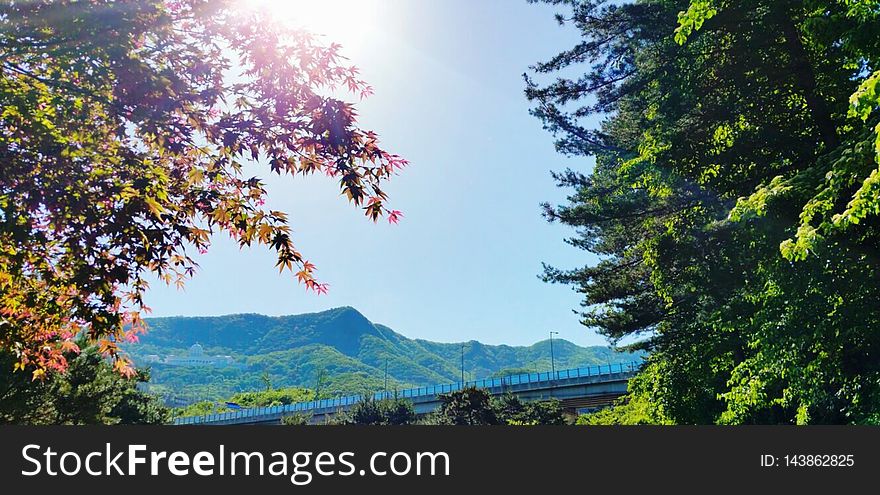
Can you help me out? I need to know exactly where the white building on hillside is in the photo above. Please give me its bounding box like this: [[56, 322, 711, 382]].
[[163, 343, 236, 367]]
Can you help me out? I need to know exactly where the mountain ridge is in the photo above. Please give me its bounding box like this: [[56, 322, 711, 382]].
[[130, 307, 641, 404]]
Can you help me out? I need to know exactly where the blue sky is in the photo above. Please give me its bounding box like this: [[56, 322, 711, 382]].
[[144, 0, 607, 347]]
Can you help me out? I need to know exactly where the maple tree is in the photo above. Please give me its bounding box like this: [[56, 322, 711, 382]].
[[0, 0, 406, 379]]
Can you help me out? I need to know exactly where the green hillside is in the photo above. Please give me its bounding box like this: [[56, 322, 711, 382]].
[[129, 307, 641, 405]]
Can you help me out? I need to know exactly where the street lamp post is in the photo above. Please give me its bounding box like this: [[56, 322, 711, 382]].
[[460, 344, 465, 386], [384, 358, 389, 399], [314, 368, 325, 401], [549, 331, 559, 379]]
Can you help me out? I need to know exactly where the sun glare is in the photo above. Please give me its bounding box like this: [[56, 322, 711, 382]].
[[240, 0, 380, 50]]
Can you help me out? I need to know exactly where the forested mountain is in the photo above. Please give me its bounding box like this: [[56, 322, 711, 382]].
[[129, 307, 639, 404]]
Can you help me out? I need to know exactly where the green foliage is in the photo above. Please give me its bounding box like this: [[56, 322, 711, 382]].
[[0, 343, 169, 424], [529, 0, 880, 424], [576, 393, 670, 425], [280, 412, 312, 425], [428, 388, 567, 425], [492, 392, 567, 425], [337, 397, 417, 425], [674, 0, 719, 44], [174, 400, 223, 418], [422, 388, 565, 425], [173, 386, 314, 417], [431, 387, 499, 425], [383, 397, 418, 425], [228, 388, 314, 408], [340, 398, 384, 425]]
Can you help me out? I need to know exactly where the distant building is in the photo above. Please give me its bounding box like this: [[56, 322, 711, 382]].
[[162, 343, 237, 367]]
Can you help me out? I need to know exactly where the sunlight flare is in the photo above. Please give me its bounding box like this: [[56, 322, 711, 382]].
[[239, 0, 379, 47]]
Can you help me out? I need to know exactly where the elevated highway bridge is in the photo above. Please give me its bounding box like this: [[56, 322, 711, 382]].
[[174, 362, 640, 425]]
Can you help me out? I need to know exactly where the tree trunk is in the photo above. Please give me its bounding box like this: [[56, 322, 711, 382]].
[[779, 14, 839, 150]]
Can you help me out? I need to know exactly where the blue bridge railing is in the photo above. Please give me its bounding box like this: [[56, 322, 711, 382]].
[[174, 361, 641, 425]]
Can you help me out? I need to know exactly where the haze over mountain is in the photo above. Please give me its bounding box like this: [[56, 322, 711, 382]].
[[130, 307, 641, 404]]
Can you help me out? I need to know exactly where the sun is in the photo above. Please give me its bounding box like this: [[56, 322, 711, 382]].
[[239, 0, 380, 50]]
